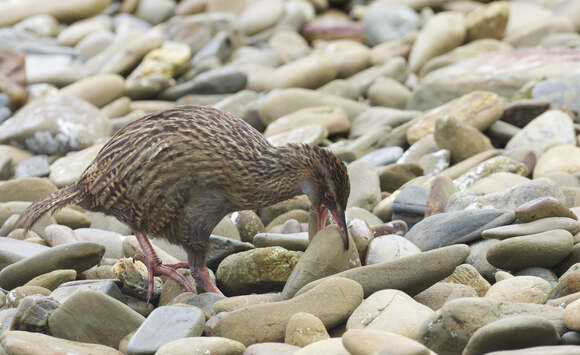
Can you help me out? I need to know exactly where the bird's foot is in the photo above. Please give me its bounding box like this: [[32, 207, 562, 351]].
[[134, 232, 195, 303], [191, 266, 224, 296]]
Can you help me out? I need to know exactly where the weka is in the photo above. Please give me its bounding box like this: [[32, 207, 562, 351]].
[[1, 106, 351, 300]]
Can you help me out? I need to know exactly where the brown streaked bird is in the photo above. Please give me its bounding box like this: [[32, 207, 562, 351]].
[[0, 106, 350, 300]]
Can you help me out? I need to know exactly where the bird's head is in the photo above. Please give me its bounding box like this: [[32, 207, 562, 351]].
[[299, 146, 351, 249]]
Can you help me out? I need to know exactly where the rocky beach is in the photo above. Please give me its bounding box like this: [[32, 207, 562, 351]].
[[0, 0, 580, 354]]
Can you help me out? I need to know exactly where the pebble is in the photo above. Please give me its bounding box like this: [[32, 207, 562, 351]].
[[0, 94, 111, 155], [13, 155, 50, 179], [293, 338, 349, 355], [0, 237, 49, 270], [462, 316, 560, 355], [48, 289, 144, 348], [414, 282, 477, 310], [434, 115, 494, 163], [23, 269, 77, 291], [244, 343, 300, 355], [0, 330, 122, 355], [264, 106, 350, 138], [368, 77, 412, 109], [483, 217, 580, 239], [407, 91, 505, 144], [126, 305, 205, 354], [487, 229, 574, 271], [0, 242, 105, 290], [253, 232, 309, 251], [346, 160, 381, 211], [406, 209, 514, 251], [342, 329, 434, 355], [216, 247, 301, 295], [485, 276, 552, 304], [505, 110, 575, 158], [363, 3, 420, 46], [409, 12, 466, 73], [465, 1, 509, 41], [535, 144, 580, 178], [296, 244, 470, 298], [516, 196, 577, 222], [346, 289, 435, 340], [50, 279, 126, 304], [155, 337, 245, 355], [281, 225, 359, 299], [377, 163, 424, 193], [284, 312, 329, 347], [365, 234, 421, 265], [420, 297, 565, 355], [209, 277, 363, 346], [391, 184, 428, 229]]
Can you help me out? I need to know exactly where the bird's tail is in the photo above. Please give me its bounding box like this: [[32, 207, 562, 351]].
[[0, 183, 84, 236]]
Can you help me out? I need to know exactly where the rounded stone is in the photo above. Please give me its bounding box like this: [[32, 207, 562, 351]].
[[155, 337, 245, 355], [285, 312, 329, 347], [216, 247, 302, 295], [343, 329, 432, 355], [208, 277, 363, 346], [486, 229, 574, 270], [414, 282, 477, 310], [434, 115, 494, 163], [368, 77, 412, 109], [534, 144, 580, 178], [0, 331, 122, 355], [365, 234, 421, 265], [564, 298, 580, 331], [462, 315, 560, 355], [60, 74, 125, 108], [484, 276, 552, 304], [293, 338, 348, 355]]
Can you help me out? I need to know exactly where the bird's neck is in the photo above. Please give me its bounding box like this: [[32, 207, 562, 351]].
[[231, 144, 317, 209]]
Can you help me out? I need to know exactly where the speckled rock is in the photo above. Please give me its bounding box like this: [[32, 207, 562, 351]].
[[216, 247, 302, 295]]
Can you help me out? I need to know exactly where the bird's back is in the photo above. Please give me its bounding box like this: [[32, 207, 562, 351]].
[[79, 106, 273, 235]]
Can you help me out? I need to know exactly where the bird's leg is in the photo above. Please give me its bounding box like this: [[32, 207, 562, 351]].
[[191, 266, 223, 295], [134, 232, 196, 302]]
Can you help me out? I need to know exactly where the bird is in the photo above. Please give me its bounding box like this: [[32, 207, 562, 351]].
[[0, 105, 351, 301]]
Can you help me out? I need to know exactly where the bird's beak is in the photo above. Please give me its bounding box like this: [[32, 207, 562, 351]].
[[331, 209, 349, 250]]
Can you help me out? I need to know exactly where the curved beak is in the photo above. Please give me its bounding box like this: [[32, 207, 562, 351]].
[[331, 209, 349, 250]]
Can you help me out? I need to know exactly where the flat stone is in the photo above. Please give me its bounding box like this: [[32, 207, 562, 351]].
[[216, 247, 302, 295], [359, 146, 404, 167], [155, 337, 245, 355], [0, 94, 111, 155], [392, 184, 428, 229], [414, 282, 477, 310], [296, 244, 470, 298], [486, 230, 574, 271], [377, 163, 424, 193], [127, 305, 205, 354], [483, 217, 580, 239], [409, 12, 466, 73], [208, 277, 363, 346], [0, 242, 105, 290], [285, 312, 329, 347], [434, 115, 493, 163], [506, 110, 575, 158], [0, 330, 122, 355], [48, 289, 144, 348], [207, 234, 255, 270], [346, 160, 381, 211], [485, 276, 552, 304], [253, 232, 309, 251], [446, 179, 565, 212], [463, 316, 560, 355], [346, 289, 435, 340], [407, 91, 505, 144], [281, 225, 359, 299], [24, 269, 77, 291], [410, 48, 580, 111], [343, 329, 433, 355], [0, 238, 49, 270], [212, 293, 281, 314], [419, 297, 565, 355], [50, 279, 126, 304], [406, 209, 514, 251], [258, 88, 368, 124]]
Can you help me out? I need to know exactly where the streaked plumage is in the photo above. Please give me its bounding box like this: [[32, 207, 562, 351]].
[[1, 106, 351, 294]]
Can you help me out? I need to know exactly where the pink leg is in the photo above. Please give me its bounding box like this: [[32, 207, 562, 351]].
[[134, 232, 195, 303], [191, 266, 223, 295]]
